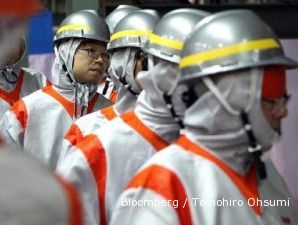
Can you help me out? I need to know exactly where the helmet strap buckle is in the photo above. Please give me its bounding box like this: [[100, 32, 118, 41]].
[[240, 111, 267, 180], [119, 76, 138, 96]]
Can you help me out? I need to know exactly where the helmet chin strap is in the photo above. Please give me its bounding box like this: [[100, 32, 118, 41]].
[[202, 73, 267, 180], [102, 77, 111, 96], [163, 93, 184, 129], [100, 63, 112, 96], [240, 111, 267, 179], [1, 43, 25, 84], [119, 76, 139, 96], [163, 74, 185, 129], [1, 67, 18, 84], [61, 63, 80, 119], [202, 76, 240, 116]]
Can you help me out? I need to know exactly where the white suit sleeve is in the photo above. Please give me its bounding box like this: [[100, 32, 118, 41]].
[[111, 188, 180, 225], [56, 136, 101, 225], [0, 100, 27, 148], [110, 163, 189, 225]]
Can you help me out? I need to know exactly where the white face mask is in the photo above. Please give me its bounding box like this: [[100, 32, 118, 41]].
[[110, 48, 142, 95], [137, 61, 179, 94], [136, 61, 186, 126], [147, 54, 154, 71], [0, 16, 28, 68], [134, 62, 183, 143]]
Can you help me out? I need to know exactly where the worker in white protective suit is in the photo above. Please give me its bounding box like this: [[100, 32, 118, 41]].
[[97, 5, 140, 101], [56, 9, 209, 225], [0, 10, 112, 169], [0, 1, 83, 225], [62, 9, 159, 146], [0, 146, 83, 225], [111, 10, 298, 225], [0, 38, 46, 119]]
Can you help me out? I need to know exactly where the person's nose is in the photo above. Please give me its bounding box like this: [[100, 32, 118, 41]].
[[94, 56, 105, 63], [275, 106, 288, 119]]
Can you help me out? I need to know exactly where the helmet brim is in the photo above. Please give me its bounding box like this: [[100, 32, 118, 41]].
[[179, 56, 298, 83]]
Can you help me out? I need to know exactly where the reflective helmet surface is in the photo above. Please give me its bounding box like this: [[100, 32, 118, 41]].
[[162, 8, 208, 18], [108, 10, 159, 51], [105, 5, 140, 34], [144, 8, 210, 63], [179, 10, 298, 82], [54, 9, 110, 44]]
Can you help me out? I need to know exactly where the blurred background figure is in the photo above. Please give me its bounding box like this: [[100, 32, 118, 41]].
[[0, 37, 46, 119], [0, 146, 83, 225], [0, 0, 40, 67], [0, 1, 83, 225]]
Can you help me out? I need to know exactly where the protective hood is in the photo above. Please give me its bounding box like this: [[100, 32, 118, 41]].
[[110, 48, 141, 94], [134, 61, 183, 143], [52, 39, 98, 119], [0, 38, 27, 92], [183, 68, 277, 175], [108, 48, 139, 113], [106, 68, 121, 91]]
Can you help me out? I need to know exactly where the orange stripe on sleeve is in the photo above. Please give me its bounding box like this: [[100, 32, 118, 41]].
[[128, 165, 193, 225], [10, 99, 28, 132], [43, 85, 75, 118], [64, 124, 84, 146], [55, 174, 83, 225], [75, 134, 108, 225], [101, 106, 117, 121], [177, 135, 261, 216], [109, 90, 118, 103], [120, 112, 169, 151]]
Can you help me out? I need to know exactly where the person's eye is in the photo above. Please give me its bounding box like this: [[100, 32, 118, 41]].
[[88, 49, 96, 54]]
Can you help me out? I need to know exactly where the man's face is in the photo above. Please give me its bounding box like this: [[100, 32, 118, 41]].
[[73, 40, 109, 85], [261, 94, 289, 134], [261, 67, 289, 134]]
